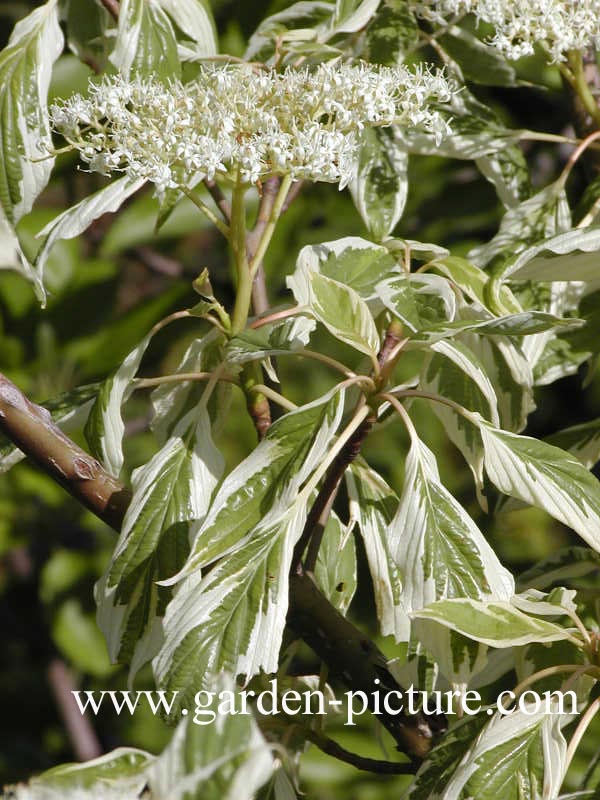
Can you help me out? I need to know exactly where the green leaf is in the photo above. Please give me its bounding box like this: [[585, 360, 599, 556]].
[[154, 388, 345, 709], [505, 226, 600, 282], [96, 403, 224, 674], [461, 332, 534, 433], [85, 332, 151, 477], [177, 386, 346, 574], [518, 546, 600, 591], [460, 312, 581, 336], [346, 460, 405, 639], [511, 587, 578, 619], [441, 706, 567, 800], [156, 510, 304, 711], [271, 768, 299, 800], [475, 144, 531, 208], [151, 330, 229, 444], [52, 598, 113, 677], [392, 434, 513, 628], [289, 236, 398, 312], [545, 417, 600, 470], [110, 0, 181, 80], [407, 312, 582, 346], [439, 25, 518, 86], [333, 0, 380, 33], [479, 421, 600, 553], [362, 0, 419, 65], [155, 0, 218, 59], [350, 127, 408, 240], [385, 237, 450, 264], [0, 382, 99, 473], [0, 215, 25, 277], [420, 338, 499, 492], [314, 509, 357, 614], [226, 316, 316, 364], [532, 334, 591, 387], [35, 176, 145, 293], [300, 270, 380, 359], [19, 748, 152, 798], [66, 0, 112, 72], [416, 624, 489, 686], [469, 181, 571, 269], [0, 0, 64, 301], [376, 273, 456, 333], [426, 339, 499, 422], [245, 2, 335, 63], [406, 714, 488, 800], [559, 287, 600, 353], [433, 256, 521, 313], [108, 406, 224, 592], [510, 281, 586, 386], [412, 598, 575, 648], [147, 678, 273, 800], [515, 641, 589, 709]]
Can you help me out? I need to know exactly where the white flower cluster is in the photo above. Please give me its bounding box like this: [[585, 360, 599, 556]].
[[50, 62, 452, 197], [413, 0, 600, 62]]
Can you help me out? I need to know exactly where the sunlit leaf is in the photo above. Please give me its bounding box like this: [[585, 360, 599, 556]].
[[35, 177, 145, 288], [479, 421, 600, 553], [412, 598, 575, 648], [314, 508, 357, 614], [96, 402, 224, 675], [110, 0, 180, 80], [441, 705, 567, 800], [85, 333, 151, 477], [147, 677, 273, 800], [392, 433, 513, 628], [346, 460, 405, 637], [154, 388, 346, 710], [350, 127, 408, 240], [0, 0, 64, 301]]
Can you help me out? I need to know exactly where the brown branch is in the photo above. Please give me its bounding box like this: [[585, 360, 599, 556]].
[[99, 0, 120, 21], [288, 570, 442, 761], [303, 728, 415, 774], [293, 322, 405, 572], [293, 412, 375, 572], [132, 246, 182, 278], [204, 179, 232, 224], [238, 177, 284, 437], [281, 180, 304, 213], [247, 176, 281, 316], [47, 659, 103, 762], [0, 374, 131, 530], [245, 388, 272, 440]]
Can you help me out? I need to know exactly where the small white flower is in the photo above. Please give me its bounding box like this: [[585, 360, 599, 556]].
[[50, 63, 453, 192], [412, 0, 600, 62]]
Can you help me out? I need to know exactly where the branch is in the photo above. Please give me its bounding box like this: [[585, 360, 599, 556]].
[[132, 246, 182, 277], [292, 411, 375, 572], [293, 323, 406, 571], [99, 0, 120, 21], [204, 178, 232, 224], [0, 374, 131, 530], [47, 659, 103, 762], [247, 176, 281, 315], [303, 728, 415, 774], [240, 177, 284, 435], [0, 371, 439, 762], [288, 570, 442, 760], [281, 180, 304, 213]]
